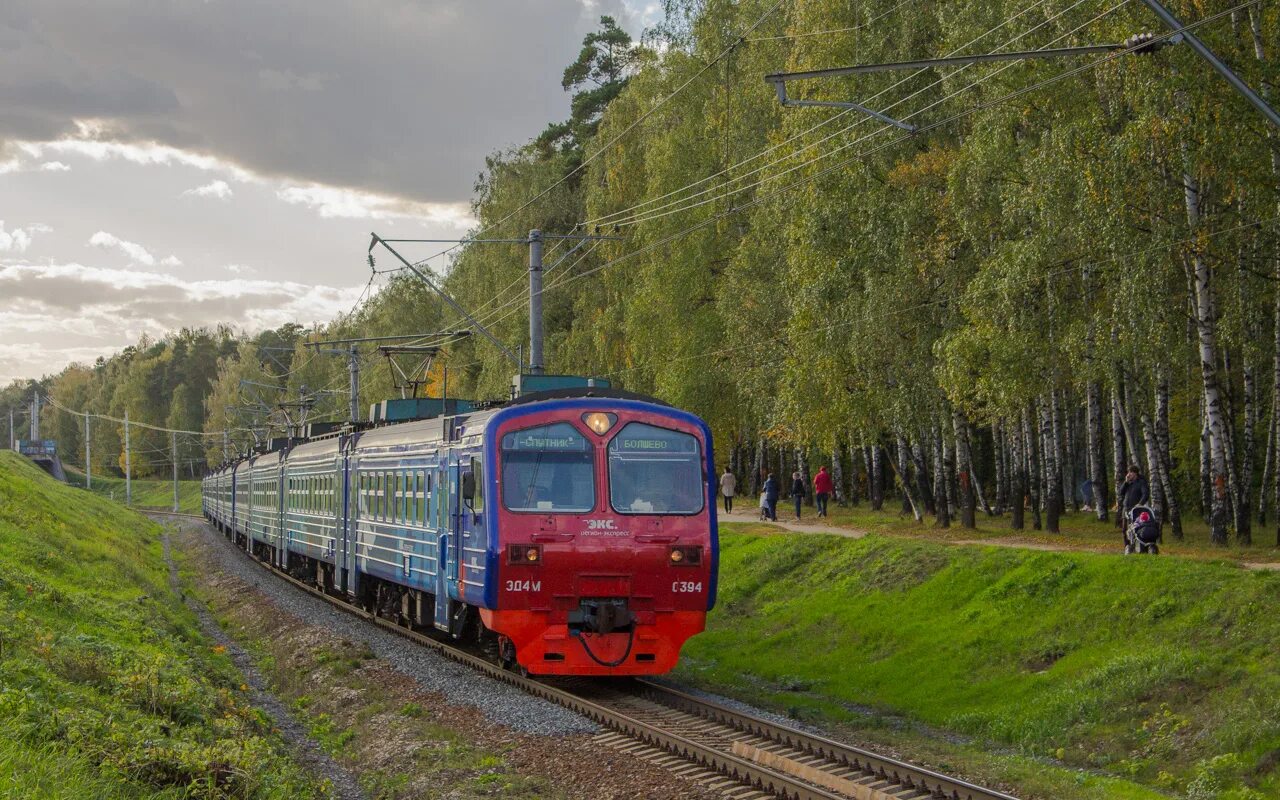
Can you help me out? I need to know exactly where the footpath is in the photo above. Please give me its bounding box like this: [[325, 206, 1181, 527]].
[[717, 505, 1280, 571]]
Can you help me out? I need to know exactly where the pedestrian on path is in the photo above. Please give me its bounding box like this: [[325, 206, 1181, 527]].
[[719, 466, 736, 513], [813, 465, 833, 518], [791, 470, 806, 521], [763, 472, 779, 522]]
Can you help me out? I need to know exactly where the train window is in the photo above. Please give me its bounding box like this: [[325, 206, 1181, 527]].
[[398, 473, 407, 522], [500, 422, 594, 513], [608, 423, 704, 515], [415, 471, 425, 524], [470, 457, 484, 514]]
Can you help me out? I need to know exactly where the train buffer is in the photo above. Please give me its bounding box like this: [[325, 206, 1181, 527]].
[[15, 439, 67, 482]]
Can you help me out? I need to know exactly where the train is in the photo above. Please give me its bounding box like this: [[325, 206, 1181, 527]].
[[202, 386, 718, 676]]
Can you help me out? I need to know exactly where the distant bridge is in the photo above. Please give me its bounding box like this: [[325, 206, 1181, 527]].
[[16, 439, 66, 482]]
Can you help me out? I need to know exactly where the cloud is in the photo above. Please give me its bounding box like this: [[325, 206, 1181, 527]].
[[0, 221, 51, 252], [182, 179, 232, 199], [88, 230, 158, 265], [0, 0, 637, 202], [87, 230, 182, 267], [276, 184, 474, 226], [0, 260, 366, 338], [38, 160, 70, 171], [226, 263, 256, 275]]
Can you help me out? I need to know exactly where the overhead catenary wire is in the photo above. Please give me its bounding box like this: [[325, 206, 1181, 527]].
[[583, 0, 1069, 229], [534, 1, 1252, 310], [595, 0, 1110, 229], [382, 0, 789, 279]]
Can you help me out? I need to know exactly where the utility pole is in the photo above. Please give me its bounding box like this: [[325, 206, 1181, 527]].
[[528, 229, 544, 375], [223, 430, 230, 462], [30, 391, 39, 440], [349, 345, 360, 423], [8, 408, 13, 450], [171, 430, 179, 512], [84, 413, 91, 489], [124, 410, 131, 506]]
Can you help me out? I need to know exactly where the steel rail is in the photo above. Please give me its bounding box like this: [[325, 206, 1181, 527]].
[[146, 511, 1017, 800]]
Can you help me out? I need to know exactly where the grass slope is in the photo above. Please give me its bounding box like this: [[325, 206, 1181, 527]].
[[64, 466, 202, 514], [0, 451, 320, 799], [682, 526, 1280, 800]]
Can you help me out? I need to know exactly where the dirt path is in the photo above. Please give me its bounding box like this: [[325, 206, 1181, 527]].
[[720, 507, 1280, 570], [160, 531, 368, 800]]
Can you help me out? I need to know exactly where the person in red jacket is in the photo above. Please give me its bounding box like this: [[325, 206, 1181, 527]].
[[813, 465, 834, 518]]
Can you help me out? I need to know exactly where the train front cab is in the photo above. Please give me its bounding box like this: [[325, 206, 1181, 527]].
[[479, 398, 717, 676]]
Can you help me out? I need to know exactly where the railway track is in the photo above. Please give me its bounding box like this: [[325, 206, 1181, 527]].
[[145, 510, 1019, 800]]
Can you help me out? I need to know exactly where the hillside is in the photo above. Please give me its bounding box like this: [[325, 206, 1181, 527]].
[[64, 466, 202, 515], [0, 451, 319, 798], [682, 525, 1280, 800]]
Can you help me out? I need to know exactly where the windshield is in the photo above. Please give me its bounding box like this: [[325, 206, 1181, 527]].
[[501, 422, 595, 512], [608, 422, 704, 515]]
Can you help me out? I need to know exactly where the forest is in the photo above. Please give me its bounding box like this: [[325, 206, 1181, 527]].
[[6, 0, 1279, 547]]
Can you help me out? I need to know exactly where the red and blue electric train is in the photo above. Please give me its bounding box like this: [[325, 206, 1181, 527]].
[[202, 390, 717, 676]]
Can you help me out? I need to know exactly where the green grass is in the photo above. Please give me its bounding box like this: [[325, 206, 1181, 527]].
[[682, 524, 1280, 800], [64, 466, 202, 514], [786, 500, 1280, 564], [0, 451, 321, 799]]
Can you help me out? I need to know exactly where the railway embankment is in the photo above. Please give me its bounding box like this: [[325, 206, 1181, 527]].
[[0, 450, 324, 798], [168, 516, 724, 800], [683, 524, 1280, 800]]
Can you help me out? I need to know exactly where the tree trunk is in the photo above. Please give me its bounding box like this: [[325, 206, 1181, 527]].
[[911, 437, 934, 514], [869, 445, 884, 511], [1141, 411, 1166, 521], [1087, 380, 1108, 521], [1010, 416, 1025, 530], [993, 419, 1008, 515], [1259, 410, 1274, 526], [954, 411, 977, 528], [1200, 392, 1212, 522], [894, 431, 924, 522], [1039, 398, 1061, 533], [830, 447, 846, 506], [1155, 373, 1184, 539], [1184, 159, 1230, 546], [1111, 379, 1129, 530], [796, 446, 813, 507], [1022, 407, 1042, 530], [1238, 360, 1256, 545], [933, 426, 950, 528], [751, 435, 765, 497]]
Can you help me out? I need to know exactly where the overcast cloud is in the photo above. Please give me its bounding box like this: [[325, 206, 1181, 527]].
[[0, 1, 645, 384]]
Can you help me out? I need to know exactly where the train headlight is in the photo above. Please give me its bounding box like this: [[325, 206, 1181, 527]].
[[509, 544, 542, 564], [582, 412, 618, 435], [669, 546, 701, 565]]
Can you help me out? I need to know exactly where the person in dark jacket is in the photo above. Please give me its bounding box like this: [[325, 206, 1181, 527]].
[[1119, 465, 1150, 541], [813, 466, 834, 518], [791, 471, 806, 521], [763, 472, 779, 522]]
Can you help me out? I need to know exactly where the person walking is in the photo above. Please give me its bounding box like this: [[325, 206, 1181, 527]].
[[1119, 465, 1150, 544], [719, 466, 736, 513], [763, 472, 779, 522], [813, 465, 833, 518], [791, 470, 806, 521]]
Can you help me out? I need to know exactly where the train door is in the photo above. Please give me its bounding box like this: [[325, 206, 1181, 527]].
[[342, 454, 358, 598], [433, 458, 452, 631]]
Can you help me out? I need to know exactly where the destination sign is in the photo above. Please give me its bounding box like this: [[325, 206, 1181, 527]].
[[610, 423, 699, 455], [502, 422, 588, 452]]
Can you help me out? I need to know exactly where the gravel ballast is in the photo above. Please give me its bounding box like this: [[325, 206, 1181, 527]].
[[183, 518, 597, 737]]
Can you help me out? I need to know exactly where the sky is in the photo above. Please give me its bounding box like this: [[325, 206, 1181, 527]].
[[0, 0, 660, 385]]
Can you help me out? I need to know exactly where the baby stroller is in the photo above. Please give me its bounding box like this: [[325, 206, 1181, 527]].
[[1124, 505, 1161, 555]]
